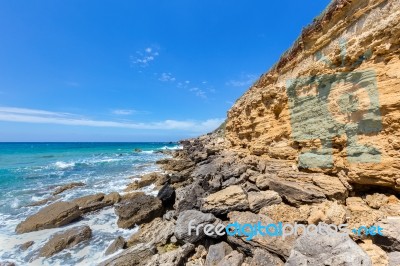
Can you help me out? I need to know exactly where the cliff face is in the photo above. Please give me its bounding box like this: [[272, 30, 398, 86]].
[[226, 0, 400, 189]]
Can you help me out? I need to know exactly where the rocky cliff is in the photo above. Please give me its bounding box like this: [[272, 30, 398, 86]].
[[226, 0, 400, 190]]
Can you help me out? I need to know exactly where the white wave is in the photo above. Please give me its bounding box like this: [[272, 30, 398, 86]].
[[54, 161, 75, 170], [160, 145, 182, 150]]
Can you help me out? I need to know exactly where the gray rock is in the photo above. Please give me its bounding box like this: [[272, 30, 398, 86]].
[[217, 251, 244, 266], [248, 191, 282, 212], [373, 218, 400, 251], [115, 193, 163, 229], [16, 201, 81, 234], [269, 178, 326, 206], [249, 248, 284, 266], [285, 233, 372, 266], [144, 243, 195, 266], [174, 181, 205, 213], [157, 184, 175, 206], [39, 225, 92, 258], [388, 251, 400, 266], [99, 243, 156, 266], [0, 262, 15, 266], [19, 241, 34, 251], [175, 210, 218, 243], [205, 242, 233, 266], [105, 236, 126, 256]]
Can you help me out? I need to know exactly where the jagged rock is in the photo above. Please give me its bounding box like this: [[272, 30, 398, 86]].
[[104, 192, 121, 204], [365, 193, 389, 209], [226, 211, 296, 258], [311, 175, 348, 202], [144, 243, 195, 266], [346, 197, 384, 229], [99, 243, 156, 266], [255, 174, 275, 190], [388, 252, 400, 266], [217, 250, 244, 266], [53, 182, 85, 195], [125, 173, 167, 191], [359, 239, 389, 266], [248, 248, 284, 266], [259, 203, 311, 223], [105, 236, 126, 256], [159, 159, 194, 172], [175, 210, 219, 243], [72, 193, 114, 213], [285, 233, 372, 265], [157, 184, 175, 206], [115, 193, 163, 229], [247, 190, 282, 212], [174, 181, 205, 213], [187, 245, 207, 266], [201, 185, 249, 215], [127, 217, 174, 247], [16, 201, 81, 234], [19, 241, 34, 251], [307, 201, 347, 225], [373, 218, 400, 252], [379, 196, 400, 216], [268, 179, 326, 206], [205, 242, 233, 266], [39, 225, 92, 258]]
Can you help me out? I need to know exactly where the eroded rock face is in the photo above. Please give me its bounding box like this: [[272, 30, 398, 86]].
[[201, 185, 249, 215], [115, 193, 163, 229], [285, 233, 372, 266], [39, 225, 92, 258], [16, 202, 81, 234]]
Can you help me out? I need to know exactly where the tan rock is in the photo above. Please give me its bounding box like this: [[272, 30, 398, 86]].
[[346, 197, 384, 229], [201, 185, 249, 215], [359, 240, 389, 266], [259, 203, 311, 223], [365, 193, 389, 209], [53, 182, 85, 195], [127, 217, 174, 248], [307, 201, 347, 225], [247, 190, 282, 212]]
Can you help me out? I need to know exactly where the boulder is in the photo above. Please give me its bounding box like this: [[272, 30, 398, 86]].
[[175, 210, 219, 243], [16, 201, 81, 234], [19, 241, 34, 251], [39, 225, 92, 258], [307, 201, 347, 225], [201, 185, 249, 215], [285, 233, 371, 265], [311, 175, 348, 202], [144, 243, 195, 266], [247, 191, 282, 212], [53, 182, 85, 195], [127, 217, 174, 247], [365, 193, 389, 209], [373, 218, 400, 251], [105, 236, 126, 256], [72, 193, 114, 213], [174, 181, 205, 213], [217, 251, 244, 266], [99, 243, 156, 266], [125, 173, 167, 191], [248, 248, 284, 266], [205, 242, 233, 266], [115, 193, 163, 229], [268, 179, 326, 206], [104, 192, 121, 204], [255, 174, 276, 190], [359, 240, 389, 266], [27, 196, 60, 207], [157, 184, 175, 206]]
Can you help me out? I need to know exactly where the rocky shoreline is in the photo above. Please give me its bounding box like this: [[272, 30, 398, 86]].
[[6, 129, 400, 266]]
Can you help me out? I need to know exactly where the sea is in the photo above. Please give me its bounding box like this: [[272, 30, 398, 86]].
[[0, 142, 180, 265]]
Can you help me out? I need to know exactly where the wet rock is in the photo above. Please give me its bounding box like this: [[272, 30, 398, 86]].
[[125, 173, 167, 191], [205, 242, 233, 266], [157, 184, 175, 206], [248, 248, 284, 266], [19, 241, 34, 251], [53, 182, 85, 195], [217, 250, 244, 266], [247, 190, 282, 212], [16, 201, 81, 234], [268, 178, 326, 206], [175, 210, 219, 243], [27, 196, 60, 207], [127, 217, 174, 247], [201, 185, 249, 215], [105, 236, 126, 256], [285, 233, 371, 266], [373, 218, 400, 251], [39, 225, 92, 258], [72, 193, 114, 213], [99, 243, 156, 266], [144, 243, 195, 266], [115, 193, 163, 229], [359, 239, 389, 266]]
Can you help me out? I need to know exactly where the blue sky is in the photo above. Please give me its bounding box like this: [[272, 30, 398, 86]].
[[0, 0, 331, 141]]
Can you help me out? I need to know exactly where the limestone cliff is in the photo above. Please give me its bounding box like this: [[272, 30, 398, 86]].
[[226, 0, 400, 189]]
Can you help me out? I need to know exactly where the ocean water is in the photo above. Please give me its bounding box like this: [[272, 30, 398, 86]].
[[0, 142, 179, 265]]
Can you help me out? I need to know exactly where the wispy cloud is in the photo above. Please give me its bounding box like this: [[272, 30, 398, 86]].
[[111, 109, 136, 115], [226, 73, 258, 87], [189, 87, 207, 99], [130, 47, 160, 68], [158, 72, 176, 82], [0, 106, 223, 133]]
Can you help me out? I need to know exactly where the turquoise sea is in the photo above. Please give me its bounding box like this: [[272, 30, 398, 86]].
[[0, 142, 179, 265]]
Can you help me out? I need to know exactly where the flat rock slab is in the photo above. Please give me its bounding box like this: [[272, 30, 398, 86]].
[[16, 201, 81, 234], [53, 182, 85, 195], [201, 185, 249, 215], [39, 225, 92, 258]]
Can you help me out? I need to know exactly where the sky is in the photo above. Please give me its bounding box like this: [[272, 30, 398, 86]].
[[0, 0, 331, 142]]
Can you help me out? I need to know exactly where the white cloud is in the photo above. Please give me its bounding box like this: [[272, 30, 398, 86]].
[[226, 73, 258, 87], [0, 106, 223, 133], [112, 109, 136, 115], [131, 47, 160, 67], [159, 72, 176, 82], [190, 87, 207, 99]]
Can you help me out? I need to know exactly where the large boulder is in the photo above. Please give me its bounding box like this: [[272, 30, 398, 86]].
[[16, 201, 81, 234], [127, 217, 175, 247], [285, 233, 372, 265], [201, 185, 249, 215], [175, 210, 219, 243], [72, 193, 115, 213], [38, 225, 92, 258], [114, 193, 163, 229], [174, 181, 205, 213]]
